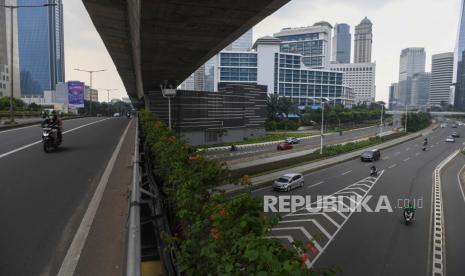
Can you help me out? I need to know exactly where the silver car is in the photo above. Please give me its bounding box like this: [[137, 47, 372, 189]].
[[273, 173, 304, 192]]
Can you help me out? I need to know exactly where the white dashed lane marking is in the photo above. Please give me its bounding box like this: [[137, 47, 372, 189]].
[[403, 157, 410, 162], [388, 164, 397, 169], [341, 170, 352, 175]]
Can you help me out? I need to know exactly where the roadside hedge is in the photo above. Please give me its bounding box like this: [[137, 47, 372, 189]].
[[139, 111, 337, 275]]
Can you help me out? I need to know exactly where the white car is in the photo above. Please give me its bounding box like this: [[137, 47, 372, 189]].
[[285, 137, 300, 144], [440, 123, 447, 128], [445, 136, 455, 143], [273, 173, 304, 192], [113, 112, 120, 117]]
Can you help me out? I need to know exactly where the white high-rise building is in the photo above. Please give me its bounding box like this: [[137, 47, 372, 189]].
[[354, 17, 373, 63], [330, 62, 376, 104], [0, 0, 20, 99], [274, 22, 333, 69], [398, 48, 426, 105], [429, 52, 454, 107]]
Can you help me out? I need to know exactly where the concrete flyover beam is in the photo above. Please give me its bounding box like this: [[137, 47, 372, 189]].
[[82, 0, 290, 103]]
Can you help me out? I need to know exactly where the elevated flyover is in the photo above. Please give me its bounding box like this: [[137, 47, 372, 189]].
[[82, 0, 290, 104]]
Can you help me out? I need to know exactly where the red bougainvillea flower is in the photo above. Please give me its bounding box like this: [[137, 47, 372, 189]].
[[306, 242, 314, 250], [210, 228, 220, 240], [219, 207, 227, 217], [240, 175, 252, 185], [307, 243, 318, 255], [299, 253, 310, 263], [188, 155, 201, 161]]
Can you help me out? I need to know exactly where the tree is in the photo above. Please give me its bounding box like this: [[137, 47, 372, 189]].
[[277, 97, 298, 118], [266, 94, 279, 120]]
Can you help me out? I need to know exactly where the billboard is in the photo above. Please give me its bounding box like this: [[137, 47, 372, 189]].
[[68, 81, 85, 108]]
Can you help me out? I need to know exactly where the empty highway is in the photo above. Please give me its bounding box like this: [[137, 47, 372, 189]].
[[253, 125, 465, 275], [0, 117, 132, 276]]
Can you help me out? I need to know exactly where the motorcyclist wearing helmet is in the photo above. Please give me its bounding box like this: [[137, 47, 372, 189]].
[[423, 137, 428, 146], [41, 111, 63, 143], [403, 203, 416, 219]]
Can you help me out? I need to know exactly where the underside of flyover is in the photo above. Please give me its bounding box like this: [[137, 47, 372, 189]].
[[82, 0, 290, 106]]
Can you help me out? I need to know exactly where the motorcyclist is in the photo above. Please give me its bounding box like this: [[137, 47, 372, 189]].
[[403, 203, 416, 219], [230, 144, 237, 152], [370, 165, 377, 176], [41, 111, 63, 143], [423, 137, 428, 146]]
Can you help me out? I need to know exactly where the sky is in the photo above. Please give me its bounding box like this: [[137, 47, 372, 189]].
[[64, 0, 462, 103]]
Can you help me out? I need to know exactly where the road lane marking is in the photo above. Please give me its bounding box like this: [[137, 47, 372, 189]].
[[403, 157, 410, 162], [415, 152, 420, 156], [429, 150, 459, 276], [457, 163, 465, 204], [0, 123, 39, 134], [307, 181, 324, 189], [0, 118, 112, 159], [57, 119, 132, 276], [341, 170, 352, 175], [395, 151, 401, 155], [388, 164, 397, 169]]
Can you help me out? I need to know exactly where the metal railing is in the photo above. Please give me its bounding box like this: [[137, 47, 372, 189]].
[[126, 116, 141, 276]]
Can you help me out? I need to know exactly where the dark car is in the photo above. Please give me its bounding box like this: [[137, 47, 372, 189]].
[[361, 149, 381, 162], [277, 142, 293, 151], [285, 137, 300, 144], [452, 124, 458, 128], [452, 132, 460, 138]]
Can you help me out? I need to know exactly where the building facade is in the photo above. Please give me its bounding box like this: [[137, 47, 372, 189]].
[[273, 22, 333, 69], [410, 72, 431, 107], [214, 36, 354, 108], [353, 17, 373, 63], [398, 47, 426, 106], [147, 83, 267, 146], [329, 62, 376, 104], [84, 85, 98, 102], [430, 52, 454, 108], [332, 23, 351, 64], [0, 0, 20, 99], [17, 0, 65, 96], [389, 83, 399, 110], [455, 0, 465, 110]]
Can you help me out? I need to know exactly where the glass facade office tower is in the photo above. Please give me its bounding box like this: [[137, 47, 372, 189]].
[[411, 72, 431, 107], [17, 0, 64, 96], [354, 17, 373, 63], [0, 0, 20, 98], [332, 23, 351, 64], [274, 22, 333, 69], [454, 0, 465, 110], [398, 48, 426, 106]]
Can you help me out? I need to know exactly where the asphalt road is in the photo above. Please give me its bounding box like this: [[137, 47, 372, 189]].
[[253, 125, 465, 275], [207, 125, 396, 162], [0, 117, 131, 276]]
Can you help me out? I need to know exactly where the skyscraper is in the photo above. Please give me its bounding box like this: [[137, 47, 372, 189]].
[[224, 29, 253, 51], [454, 0, 465, 110], [411, 72, 431, 107], [430, 52, 454, 108], [354, 17, 373, 63], [274, 21, 333, 69], [17, 0, 64, 96], [389, 83, 399, 110], [0, 0, 20, 99], [332, 23, 351, 64], [398, 48, 426, 105]]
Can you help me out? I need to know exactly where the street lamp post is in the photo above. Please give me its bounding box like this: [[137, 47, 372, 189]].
[[0, 2, 56, 124], [405, 104, 408, 132], [379, 104, 384, 136], [99, 88, 118, 116], [161, 87, 177, 129], [74, 68, 106, 116], [320, 97, 330, 155]]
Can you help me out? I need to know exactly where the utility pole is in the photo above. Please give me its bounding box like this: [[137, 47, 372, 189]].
[[99, 88, 118, 116], [74, 68, 106, 116]]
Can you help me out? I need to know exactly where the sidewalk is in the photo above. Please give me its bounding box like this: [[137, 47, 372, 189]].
[[216, 126, 435, 196], [73, 119, 135, 276]]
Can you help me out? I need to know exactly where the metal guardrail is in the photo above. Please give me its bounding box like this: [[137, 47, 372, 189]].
[[126, 116, 141, 276]]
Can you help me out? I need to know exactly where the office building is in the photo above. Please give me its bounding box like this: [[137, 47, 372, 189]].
[[455, 0, 465, 110], [389, 83, 399, 110], [398, 48, 426, 105], [214, 36, 354, 108], [430, 52, 454, 108], [332, 23, 351, 64], [329, 62, 376, 104], [84, 85, 98, 102], [411, 72, 431, 107], [354, 17, 373, 63], [224, 29, 253, 51], [0, 0, 20, 98], [274, 22, 333, 69], [17, 0, 65, 96]]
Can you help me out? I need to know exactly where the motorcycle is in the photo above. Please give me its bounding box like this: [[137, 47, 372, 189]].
[[42, 126, 61, 153], [370, 166, 378, 177], [404, 210, 414, 225]]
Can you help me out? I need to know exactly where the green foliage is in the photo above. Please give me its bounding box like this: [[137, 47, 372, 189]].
[[0, 97, 27, 111], [401, 112, 431, 132], [139, 111, 333, 275]]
